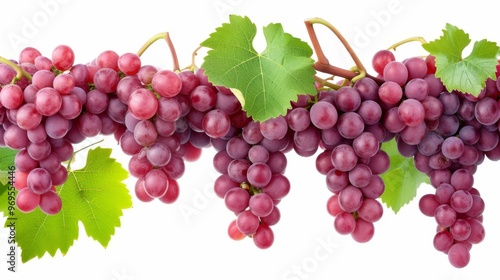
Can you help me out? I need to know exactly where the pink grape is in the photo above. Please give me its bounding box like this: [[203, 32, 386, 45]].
[[52, 45, 74, 71], [128, 88, 158, 120], [152, 70, 182, 97], [143, 169, 169, 198], [39, 190, 63, 215], [16, 188, 41, 213], [252, 223, 274, 249]]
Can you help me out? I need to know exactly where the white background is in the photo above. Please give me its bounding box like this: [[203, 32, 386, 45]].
[[1, 0, 499, 279]]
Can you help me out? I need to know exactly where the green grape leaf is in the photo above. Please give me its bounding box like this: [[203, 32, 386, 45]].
[[0, 147, 17, 185], [200, 14, 316, 122], [7, 147, 132, 263], [380, 139, 429, 214], [422, 23, 499, 96]]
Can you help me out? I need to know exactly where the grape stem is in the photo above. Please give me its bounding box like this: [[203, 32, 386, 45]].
[[240, 182, 262, 195], [0, 56, 33, 83], [387, 36, 428, 51], [66, 139, 104, 171], [136, 32, 180, 72], [182, 45, 202, 72], [304, 17, 383, 86], [349, 65, 366, 83], [314, 75, 341, 90]]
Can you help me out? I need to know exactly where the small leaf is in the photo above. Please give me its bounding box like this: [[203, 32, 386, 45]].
[[8, 147, 132, 262], [201, 14, 316, 121], [380, 139, 429, 214], [422, 23, 500, 96]]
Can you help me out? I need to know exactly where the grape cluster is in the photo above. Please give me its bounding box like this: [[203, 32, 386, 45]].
[[1, 45, 79, 215], [212, 117, 292, 249], [371, 49, 495, 268], [0, 46, 205, 214], [313, 82, 389, 243]]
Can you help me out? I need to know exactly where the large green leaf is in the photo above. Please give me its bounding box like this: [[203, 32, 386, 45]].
[[201, 14, 316, 121], [9, 147, 132, 262]]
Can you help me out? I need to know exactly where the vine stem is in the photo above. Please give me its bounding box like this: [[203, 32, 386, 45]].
[[314, 75, 341, 90], [181, 45, 202, 72], [0, 56, 32, 83], [387, 36, 428, 51], [66, 139, 104, 171], [136, 32, 180, 72], [304, 17, 383, 85]]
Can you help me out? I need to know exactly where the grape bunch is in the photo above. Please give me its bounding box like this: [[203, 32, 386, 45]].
[[370, 49, 495, 268], [212, 119, 291, 249], [1, 45, 80, 215], [313, 82, 390, 243], [0, 46, 205, 215]]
